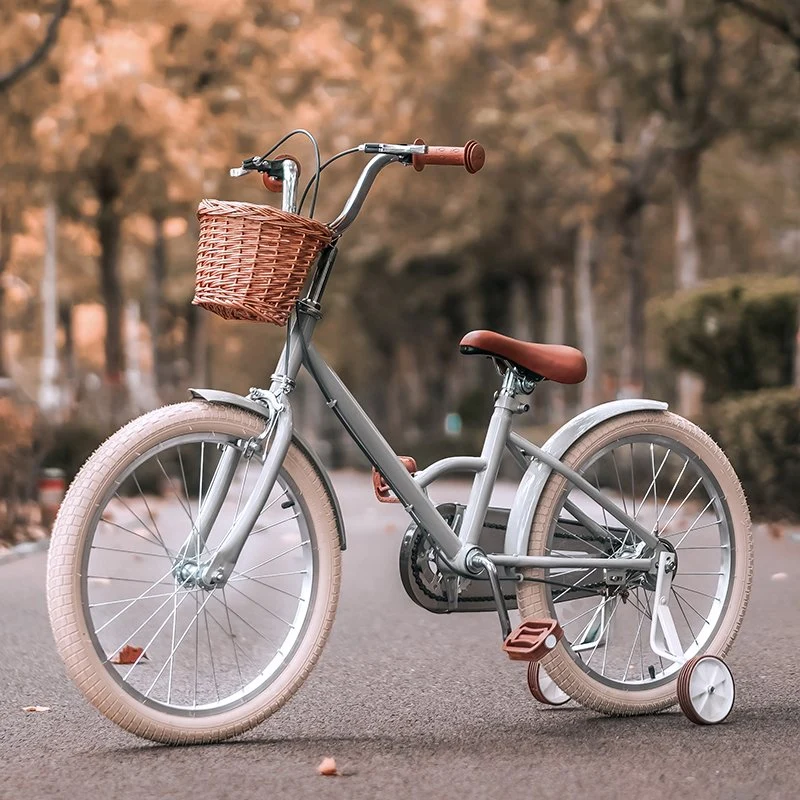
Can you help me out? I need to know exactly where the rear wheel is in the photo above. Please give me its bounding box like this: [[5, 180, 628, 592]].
[[47, 401, 341, 744], [517, 411, 752, 716]]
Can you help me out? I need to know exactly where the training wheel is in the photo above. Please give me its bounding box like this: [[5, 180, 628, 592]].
[[677, 655, 735, 725], [527, 662, 570, 707]]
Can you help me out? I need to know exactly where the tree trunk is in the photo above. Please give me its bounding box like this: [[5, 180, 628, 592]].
[[619, 210, 646, 397], [58, 301, 75, 409], [546, 267, 566, 421], [0, 204, 10, 378], [148, 215, 166, 397], [96, 183, 126, 415], [575, 220, 601, 407], [187, 302, 210, 387], [39, 199, 61, 414], [673, 149, 704, 416]]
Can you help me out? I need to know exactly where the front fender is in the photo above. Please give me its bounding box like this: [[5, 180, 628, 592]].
[[504, 399, 668, 558], [189, 388, 346, 550]]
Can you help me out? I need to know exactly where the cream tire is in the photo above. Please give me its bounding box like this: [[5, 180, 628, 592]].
[[47, 401, 341, 744], [517, 411, 752, 716]]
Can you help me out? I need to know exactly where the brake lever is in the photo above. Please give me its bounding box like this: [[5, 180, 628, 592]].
[[230, 156, 266, 178]]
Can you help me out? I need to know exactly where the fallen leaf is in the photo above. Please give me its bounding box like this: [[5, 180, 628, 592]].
[[110, 645, 148, 664], [766, 522, 785, 540], [317, 757, 339, 776], [22, 706, 50, 713]]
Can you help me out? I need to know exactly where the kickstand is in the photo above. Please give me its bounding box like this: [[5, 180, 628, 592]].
[[469, 552, 512, 640]]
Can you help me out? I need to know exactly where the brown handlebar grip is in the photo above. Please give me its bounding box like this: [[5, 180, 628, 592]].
[[411, 139, 485, 174], [262, 154, 301, 193]]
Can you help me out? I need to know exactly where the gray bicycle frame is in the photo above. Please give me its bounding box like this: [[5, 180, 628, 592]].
[[194, 308, 657, 585], [193, 152, 660, 586]]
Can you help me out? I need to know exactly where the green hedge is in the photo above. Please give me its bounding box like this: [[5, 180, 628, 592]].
[[652, 277, 799, 402], [707, 387, 800, 521]]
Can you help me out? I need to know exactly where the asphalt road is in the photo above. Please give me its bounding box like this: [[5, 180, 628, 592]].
[[2, 471, 799, 800]]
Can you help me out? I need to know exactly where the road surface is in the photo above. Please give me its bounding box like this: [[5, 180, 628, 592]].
[[1, 471, 799, 799]]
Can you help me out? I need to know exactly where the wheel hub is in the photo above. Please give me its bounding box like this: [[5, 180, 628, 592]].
[[173, 560, 217, 590]]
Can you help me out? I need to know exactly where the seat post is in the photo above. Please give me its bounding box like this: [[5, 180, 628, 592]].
[[457, 366, 532, 549]]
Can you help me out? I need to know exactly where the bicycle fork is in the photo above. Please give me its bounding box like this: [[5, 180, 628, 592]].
[[174, 400, 294, 589]]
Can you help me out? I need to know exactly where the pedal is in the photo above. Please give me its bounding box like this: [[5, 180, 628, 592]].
[[371, 457, 417, 503], [502, 619, 563, 662]]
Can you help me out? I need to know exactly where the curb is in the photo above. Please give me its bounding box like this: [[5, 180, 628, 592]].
[[0, 537, 50, 567]]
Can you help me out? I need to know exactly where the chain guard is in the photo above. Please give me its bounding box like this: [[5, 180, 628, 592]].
[[398, 503, 622, 614], [398, 504, 519, 613]]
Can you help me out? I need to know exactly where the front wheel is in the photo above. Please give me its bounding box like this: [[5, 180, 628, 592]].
[[517, 411, 752, 716], [47, 401, 341, 744]]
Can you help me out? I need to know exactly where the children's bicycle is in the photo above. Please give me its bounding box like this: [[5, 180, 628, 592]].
[[46, 132, 751, 743]]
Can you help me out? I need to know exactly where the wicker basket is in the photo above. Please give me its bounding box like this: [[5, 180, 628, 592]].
[[193, 199, 334, 326]]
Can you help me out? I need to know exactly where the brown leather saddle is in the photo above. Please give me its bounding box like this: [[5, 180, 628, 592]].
[[459, 330, 587, 385]]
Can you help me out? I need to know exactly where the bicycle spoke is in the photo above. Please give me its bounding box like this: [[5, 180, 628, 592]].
[[234, 540, 310, 578], [91, 545, 172, 559], [561, 596, 613, 629], [90, 591, 177, 608], [623, 601, 647, 681], [585, 597, 621, 667], [224, 581, 295, 628], [145, 589, 217, 700], [671, 587, 711, 624], [672, 498, 717, 548], [132, 472, 169, 555], [93, 564, 178, 634], [156, 456, 194, 524], [610, 448, 628, 516], [177, 446, 193, 526], [113, 493, 170, 556], [671, 583, 720, 601], [659, 476, 703, 535], [249, 513, 301, 537], [230, 572, 303, 601], [228, 569, 308, 582], [99, 517, 175, 558], [209, 590, 282, 650], [121, 585, 196, 679], [672, 588, 699, 644], [202, 605, 220, 703], [634, 446, 669, 518], [655, 457, 689, 527]]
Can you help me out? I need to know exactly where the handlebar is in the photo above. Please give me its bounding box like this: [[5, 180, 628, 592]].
[[229, 137, 485, 233], [410, 139, 485, 173]]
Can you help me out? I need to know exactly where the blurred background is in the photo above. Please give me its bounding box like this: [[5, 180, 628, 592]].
[[0, 0, 799, 546]]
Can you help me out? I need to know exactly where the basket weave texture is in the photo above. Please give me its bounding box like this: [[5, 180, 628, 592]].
[[193, 199, 333, 326]]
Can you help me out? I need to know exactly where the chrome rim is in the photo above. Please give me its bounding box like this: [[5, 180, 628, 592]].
[[79, 432, 316, 716], [544, 434, 734, 690]]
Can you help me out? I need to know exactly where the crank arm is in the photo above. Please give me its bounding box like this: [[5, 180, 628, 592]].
[[199, 402, 293, 586], [648, 550, 685, 665]]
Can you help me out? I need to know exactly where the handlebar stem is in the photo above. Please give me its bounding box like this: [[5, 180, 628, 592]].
[[328, 154, 400, 235]]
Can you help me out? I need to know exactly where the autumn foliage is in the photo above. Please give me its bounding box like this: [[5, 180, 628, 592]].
[[0, 0, 797, 456]]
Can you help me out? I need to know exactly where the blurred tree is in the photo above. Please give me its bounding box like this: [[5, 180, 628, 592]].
[[0, 0, 70, 94]]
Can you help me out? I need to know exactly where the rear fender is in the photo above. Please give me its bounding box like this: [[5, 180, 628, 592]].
[[504, 400, 668, 558]]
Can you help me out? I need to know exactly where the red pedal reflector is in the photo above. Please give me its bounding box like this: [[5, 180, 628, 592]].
[[503, 619, 563, 662], [371, 457, 417, 504]]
